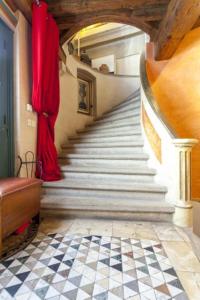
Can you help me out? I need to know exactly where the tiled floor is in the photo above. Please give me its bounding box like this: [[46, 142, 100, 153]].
[[0, 217, 200, 300]]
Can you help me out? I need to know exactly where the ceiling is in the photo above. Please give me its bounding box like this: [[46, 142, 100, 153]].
[[45, 0, 171, 44], [5, 0, 200, 60]]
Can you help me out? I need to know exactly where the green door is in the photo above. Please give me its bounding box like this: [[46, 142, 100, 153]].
[[0, 19, 14, 178]]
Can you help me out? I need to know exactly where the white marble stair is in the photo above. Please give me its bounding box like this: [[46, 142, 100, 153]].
[[42, 91, 175, 221]]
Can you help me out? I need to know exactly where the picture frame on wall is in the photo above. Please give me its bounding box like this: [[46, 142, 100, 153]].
[[78, 78, 91, 115]]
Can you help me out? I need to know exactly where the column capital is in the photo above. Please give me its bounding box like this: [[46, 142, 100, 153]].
[[173, 139, 198, 149]]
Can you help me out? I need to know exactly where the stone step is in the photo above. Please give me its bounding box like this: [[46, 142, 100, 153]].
[[73, 130, 142, 139], [94, 109, 140, 124], [100, 101, 140, 118], [62, 142, 143, 156], [41, 196, 174, 222], [111, 95, 140, 110], [61, 170, 155, 183], [43, 180, 167, 201], [60, 165, 156, 175], [61, 146, 143, 158], [104, 102, 141, 118], [77, 125, 141, 134], [110, 98, 140, 112], [59, 154, 149, 167], [67, 135, 143, 144], [86, 116, 140, 130]]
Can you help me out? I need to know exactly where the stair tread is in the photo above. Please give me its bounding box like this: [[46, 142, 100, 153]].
[[59, 153, 148, 159], [63, 142, 144, 148], [60, 165, 156, 175], [77, 124, 140, 132], [41, 196, 174, 212], [43, 179, 167, 192], [87, 116, 140, 127]]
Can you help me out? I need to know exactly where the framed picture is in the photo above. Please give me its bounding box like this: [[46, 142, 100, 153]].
[[78, 79, 91, 114]]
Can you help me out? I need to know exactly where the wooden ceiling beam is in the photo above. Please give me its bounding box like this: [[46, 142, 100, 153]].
[[13, 0, 32, 23], [155, 0, 200, 60], [4, 0, 18, 12], [47, 0, 169, 17]]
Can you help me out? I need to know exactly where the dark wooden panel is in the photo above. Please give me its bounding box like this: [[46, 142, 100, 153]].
[[46, 0, 169, 16]]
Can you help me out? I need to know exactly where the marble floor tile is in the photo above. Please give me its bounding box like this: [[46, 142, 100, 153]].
[[89, 219, 113, 236], [113, 221, 135, 238], [162, 241, 200, 273], [152, 224, 183, 241], [39, 217, 73, 234], [176, 271, 200, 300], [0, 233, 188, 300], [134, 223, 159, 241]]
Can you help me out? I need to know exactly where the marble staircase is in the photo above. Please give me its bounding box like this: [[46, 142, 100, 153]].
[[42, 91, 175, 221]]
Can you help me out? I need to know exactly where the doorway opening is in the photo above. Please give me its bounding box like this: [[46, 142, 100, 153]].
[[0, 19, 14, 178]]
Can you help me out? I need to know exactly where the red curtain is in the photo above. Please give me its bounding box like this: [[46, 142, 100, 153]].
[[32, 2, 61, 181]]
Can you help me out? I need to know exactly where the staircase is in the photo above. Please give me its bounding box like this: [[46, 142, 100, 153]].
[[42, 90, 175, 221]]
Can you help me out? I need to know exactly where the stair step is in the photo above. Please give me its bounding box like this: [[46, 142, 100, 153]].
[[60, 165, 156, 182], [104, 101, 141, 117], [67, 136, 143, 144], [95, 110, 140, 123], [77, 125, 141, 134], [75, 130, 141, 139], [112, 95, 140, 110], [61, 146, 144, 155], [43, 180, 167, 201], [41, 195, 174, 213], [86, 117, 140, 130], [60, 165, 156, 175], [61, 171, 155, 183], [41, 196, 174, 214], [59, 153, 148, 160], [109, 98, 140, 113]]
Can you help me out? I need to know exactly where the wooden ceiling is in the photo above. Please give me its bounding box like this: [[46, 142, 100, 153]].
[[5, 0, 200, 60], [45, 0, 171, 44]]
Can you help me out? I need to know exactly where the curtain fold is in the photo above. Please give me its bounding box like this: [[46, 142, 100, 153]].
[[32, 2, 61, 181]]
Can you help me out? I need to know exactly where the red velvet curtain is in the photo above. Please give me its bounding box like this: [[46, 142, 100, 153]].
[[32, 2, 61, 181]]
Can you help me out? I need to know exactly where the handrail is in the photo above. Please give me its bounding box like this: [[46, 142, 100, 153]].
[[140, 51, 177, 138]]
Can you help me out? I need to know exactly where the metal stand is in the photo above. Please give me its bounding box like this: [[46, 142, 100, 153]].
[[16, 151, 42, 178]]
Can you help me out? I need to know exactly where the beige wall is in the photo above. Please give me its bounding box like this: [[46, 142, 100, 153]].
[[55, 52, 140, 152], [14, 12, 37, 176]]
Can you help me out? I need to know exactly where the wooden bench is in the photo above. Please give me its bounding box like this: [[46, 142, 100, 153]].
[[0, 178, 42, 258]]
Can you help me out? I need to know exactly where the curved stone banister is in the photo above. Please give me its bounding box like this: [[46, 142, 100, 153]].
[[140, 51, 198, 227]]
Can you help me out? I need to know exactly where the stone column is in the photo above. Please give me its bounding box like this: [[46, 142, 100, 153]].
[[173, 139, 198, 227]]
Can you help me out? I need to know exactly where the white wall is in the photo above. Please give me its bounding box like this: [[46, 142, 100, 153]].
[[116, 54, 140, 76], [86, 33, 145, 76], [92, 54, 115, 73]]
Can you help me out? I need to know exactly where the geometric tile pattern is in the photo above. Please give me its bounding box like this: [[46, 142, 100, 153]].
[[0, 233, 188, 299]]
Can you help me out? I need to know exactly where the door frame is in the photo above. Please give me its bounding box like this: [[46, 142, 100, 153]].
[[0, 18, 14, 177]]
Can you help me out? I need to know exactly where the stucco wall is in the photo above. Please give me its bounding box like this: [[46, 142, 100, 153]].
[[55, 53, 140, 153], [15, 12, 37, 176], [146, 28, 200, 200]]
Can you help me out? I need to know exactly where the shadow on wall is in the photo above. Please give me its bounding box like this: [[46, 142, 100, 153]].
[[146, 28, 200, 199]]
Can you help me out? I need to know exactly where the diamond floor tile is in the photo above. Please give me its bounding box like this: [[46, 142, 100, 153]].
[[0, 233, 188, 299]]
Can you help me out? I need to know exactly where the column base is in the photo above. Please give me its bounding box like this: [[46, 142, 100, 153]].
[[173, 206, 193, 227]]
